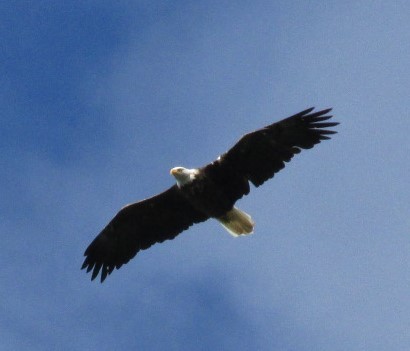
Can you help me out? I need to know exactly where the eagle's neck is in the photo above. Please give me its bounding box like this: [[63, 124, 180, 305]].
[[170, 167, 199, 187]]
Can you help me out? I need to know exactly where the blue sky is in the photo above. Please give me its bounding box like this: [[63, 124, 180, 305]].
[[1, 1, 410, 350]]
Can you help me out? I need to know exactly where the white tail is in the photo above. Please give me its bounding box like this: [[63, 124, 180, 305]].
[[217, 207, 255, 237]]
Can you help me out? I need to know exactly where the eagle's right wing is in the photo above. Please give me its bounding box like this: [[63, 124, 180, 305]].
[[202, 108, 338, 206]]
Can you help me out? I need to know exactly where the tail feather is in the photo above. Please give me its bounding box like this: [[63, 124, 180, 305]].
[[217, 207, 254, 237]]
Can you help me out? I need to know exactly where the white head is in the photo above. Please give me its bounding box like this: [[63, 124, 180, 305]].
[[170, 167, 198, 187]]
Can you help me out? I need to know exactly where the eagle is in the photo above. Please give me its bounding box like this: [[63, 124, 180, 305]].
[[82, 107, 338, 282]]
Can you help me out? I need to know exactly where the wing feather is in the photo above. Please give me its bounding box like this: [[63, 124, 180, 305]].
[[81, 185, 208, 282], [213, 107, 338, 193]]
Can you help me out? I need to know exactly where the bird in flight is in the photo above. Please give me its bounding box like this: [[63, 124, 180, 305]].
[[82, 107, 338, 282]]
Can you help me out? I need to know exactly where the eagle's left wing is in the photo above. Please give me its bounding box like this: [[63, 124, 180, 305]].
[[81, 185, 208, 282]]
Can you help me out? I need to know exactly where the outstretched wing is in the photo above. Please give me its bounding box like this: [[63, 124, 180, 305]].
[[202, 107, 338, 203], [81, 185, 208, 282]]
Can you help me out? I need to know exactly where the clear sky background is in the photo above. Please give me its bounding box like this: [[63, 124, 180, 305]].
[[1, 1, 409, 350]]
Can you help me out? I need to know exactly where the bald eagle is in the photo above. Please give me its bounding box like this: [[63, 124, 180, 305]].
[[82, 107, 338, 282]]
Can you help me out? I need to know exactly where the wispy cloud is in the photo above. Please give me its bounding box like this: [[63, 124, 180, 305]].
[[2, 1, 410, 350]]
